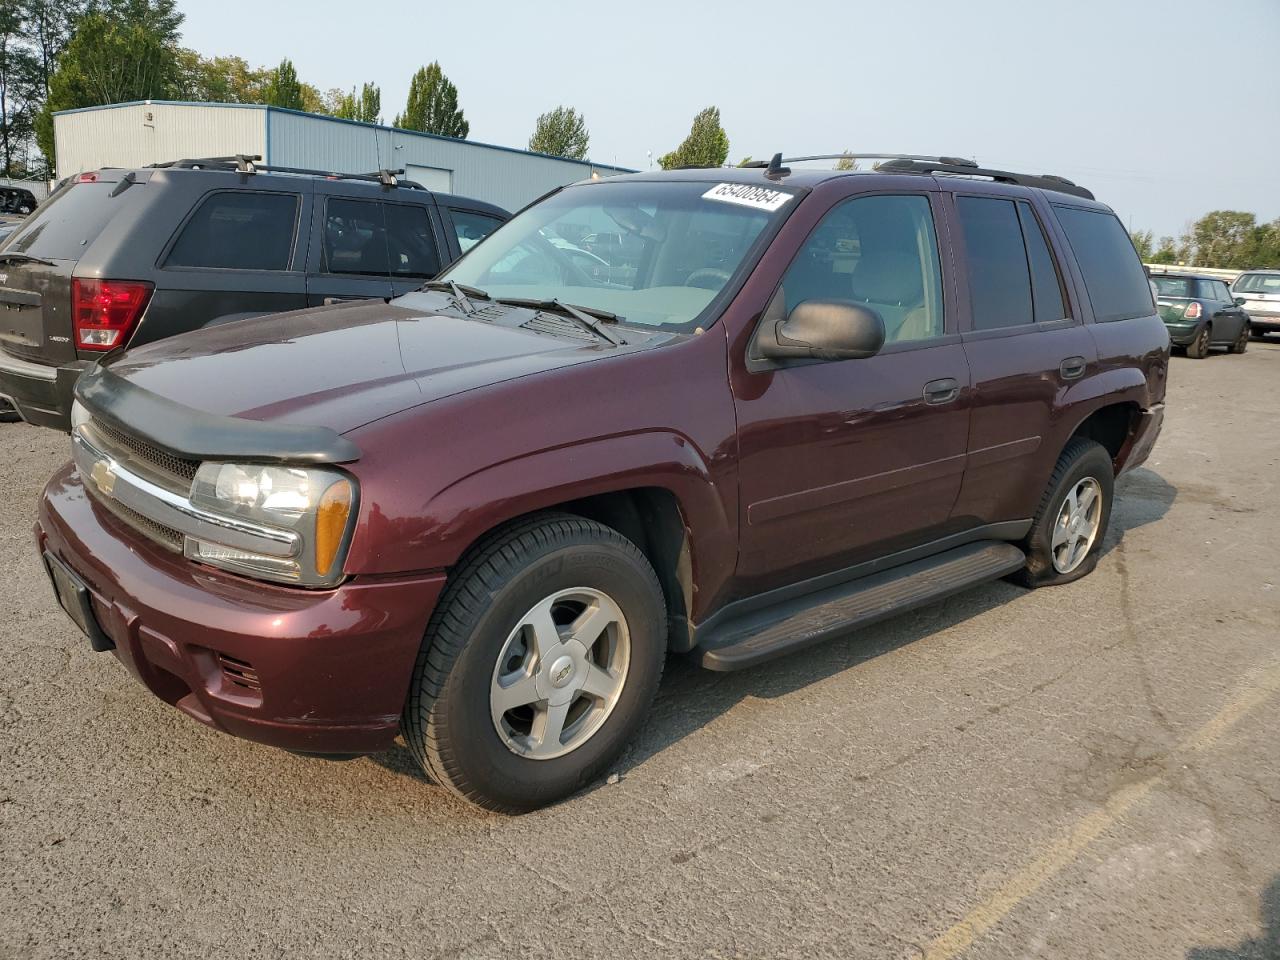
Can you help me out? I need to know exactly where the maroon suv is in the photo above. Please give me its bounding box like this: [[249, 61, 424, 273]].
[[37, 155, 1168, 812]]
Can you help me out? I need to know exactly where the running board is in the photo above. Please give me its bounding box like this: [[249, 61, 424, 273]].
[[695, 541, 1026, 671]]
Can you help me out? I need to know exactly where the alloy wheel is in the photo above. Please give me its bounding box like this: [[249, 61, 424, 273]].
[[1051, 477, 1103, 574], [490, 587, 631, 760]]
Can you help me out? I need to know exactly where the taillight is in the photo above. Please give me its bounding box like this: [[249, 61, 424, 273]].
[[1185, 302, 1203, 319], [71, 278, 153, 351]]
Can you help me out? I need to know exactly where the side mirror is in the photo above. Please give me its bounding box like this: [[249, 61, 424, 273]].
[[1234, 297, 1247, 307], [757, 300, 886, 361]]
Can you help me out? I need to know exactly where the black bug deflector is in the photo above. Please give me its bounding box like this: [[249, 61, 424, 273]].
[[75, 364, 362, 465]]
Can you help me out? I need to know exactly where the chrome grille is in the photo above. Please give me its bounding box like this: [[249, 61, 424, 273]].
[[103, 499, 185, 552], [88, 417, 199, 489]]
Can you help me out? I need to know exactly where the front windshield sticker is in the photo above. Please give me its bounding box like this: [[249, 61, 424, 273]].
[[701, 183, 794, 212]]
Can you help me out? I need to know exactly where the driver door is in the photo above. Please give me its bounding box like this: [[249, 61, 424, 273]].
[[731, 190, 972, 593]]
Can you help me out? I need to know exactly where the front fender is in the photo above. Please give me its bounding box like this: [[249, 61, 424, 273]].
[[347, 429, 738, 616]]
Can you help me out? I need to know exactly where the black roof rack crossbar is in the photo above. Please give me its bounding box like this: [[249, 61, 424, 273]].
[[876, 159, 1095, 200], [145, 156, 427, 190]]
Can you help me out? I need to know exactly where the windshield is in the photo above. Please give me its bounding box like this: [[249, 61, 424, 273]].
[[437, 179, 797, 332], [1235, 273, 1280, 295], [1153, 276, 1193, 298]]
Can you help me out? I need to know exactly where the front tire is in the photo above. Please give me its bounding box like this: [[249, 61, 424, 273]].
[[1012, 438, 1114, 588], [1230, 325, 1249, 354], [402, 514, 666, 813]]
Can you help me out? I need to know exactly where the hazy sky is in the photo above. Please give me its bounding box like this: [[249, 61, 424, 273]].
[[177, 0, 1279, 238]]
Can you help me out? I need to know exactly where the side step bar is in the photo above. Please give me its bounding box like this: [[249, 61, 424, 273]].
[[695, 541, 1026, 671]]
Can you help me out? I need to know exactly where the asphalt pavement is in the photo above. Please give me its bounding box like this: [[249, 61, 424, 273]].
[[2, 341, 1278, 960]]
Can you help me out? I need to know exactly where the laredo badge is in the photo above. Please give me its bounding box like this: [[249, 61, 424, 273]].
[[702, 182, 794, 213]]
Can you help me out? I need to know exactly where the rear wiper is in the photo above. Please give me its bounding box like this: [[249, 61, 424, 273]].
[[420, 279, 490, 314], [0, 252, 55, 267], [496, 297, 624, 345]]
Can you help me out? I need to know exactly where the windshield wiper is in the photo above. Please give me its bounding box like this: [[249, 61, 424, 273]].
[[420, 279, 491, 314], [496, 297, 624, 345], [0, 252, 55, 267]]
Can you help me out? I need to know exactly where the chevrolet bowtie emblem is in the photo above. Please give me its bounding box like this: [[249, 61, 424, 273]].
[[90, 459, 117, 497]]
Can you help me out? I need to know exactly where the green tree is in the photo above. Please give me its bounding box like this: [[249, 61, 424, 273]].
[[393, 62, 467, 139], [528, 105, 588, 160], [21, 0, 83, 102], [262, 57, 303, 110], [1, 0, 41, 176], [834, 150, 858, 171], [176, 52, 267, 103], [1129, 229, 1155, 261], [35, 1, 184, 165], [658, 106, 729, 170], [332, 81, 380, 123], [1187, 210, 1258, 268]]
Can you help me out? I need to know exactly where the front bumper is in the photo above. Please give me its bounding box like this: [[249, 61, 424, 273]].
[[0, 349, 85, 431], [37, 463, 444, 754]]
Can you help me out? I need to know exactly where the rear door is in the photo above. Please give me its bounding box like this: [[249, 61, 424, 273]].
[[0, 177, 133, 366], [142, 186, 309, 344], [1204, 279, 1246, 342], [948, 189, 1098, 527], [306, 186, 395, 305]]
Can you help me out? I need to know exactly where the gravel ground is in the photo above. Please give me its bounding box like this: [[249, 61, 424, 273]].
[[2, 341, 1278, 960]]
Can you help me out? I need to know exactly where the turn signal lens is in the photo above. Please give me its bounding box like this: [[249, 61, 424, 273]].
[[314, 480, 353, 577], [1185, 301, 1203, 319]]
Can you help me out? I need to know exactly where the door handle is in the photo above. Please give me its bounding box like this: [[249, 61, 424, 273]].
[[1060, 356, 1087, 380], [923, 377, 960, 404]]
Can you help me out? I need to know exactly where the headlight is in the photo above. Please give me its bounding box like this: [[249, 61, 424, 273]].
[[186, 462, 357, 587], [70, 399, 91, 432]]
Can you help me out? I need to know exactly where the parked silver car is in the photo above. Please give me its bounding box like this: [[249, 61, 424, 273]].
[[1232, 270, 1280, 338]]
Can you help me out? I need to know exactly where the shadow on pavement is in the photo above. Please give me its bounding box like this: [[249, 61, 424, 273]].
[[1187, 873, 1280, 959]]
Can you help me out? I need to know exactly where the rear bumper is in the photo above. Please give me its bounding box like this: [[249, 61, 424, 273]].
[[0, 348, 84, 431], [1161, 321, 1201, 346], [37, 463, 444, 755], [1119, 403, 1164, 475]]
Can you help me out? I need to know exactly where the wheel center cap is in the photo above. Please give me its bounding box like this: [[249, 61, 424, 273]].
[[548, 655, 576, 689]]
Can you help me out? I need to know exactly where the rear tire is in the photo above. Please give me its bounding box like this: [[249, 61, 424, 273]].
[[1186, 325, 1211, 359], [402, 514, 667, 813], [1012, 438, 1114, 588]]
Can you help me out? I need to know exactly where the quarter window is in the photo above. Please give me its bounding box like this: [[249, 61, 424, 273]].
[[165, 191, 299, 271], [956, 196, 1034, 330], [780, 194, 945, 344], [1051, 205, 1153, 322]]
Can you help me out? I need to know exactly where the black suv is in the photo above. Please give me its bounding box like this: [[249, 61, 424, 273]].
[[0, 158, 508, 429], [1, 186, 37, 215]]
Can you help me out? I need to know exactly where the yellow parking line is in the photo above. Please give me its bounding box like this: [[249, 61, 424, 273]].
[[923, 660, 1280, 960]]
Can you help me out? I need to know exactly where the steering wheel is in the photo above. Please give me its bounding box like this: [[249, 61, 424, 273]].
[[684, 268, 731, 289]]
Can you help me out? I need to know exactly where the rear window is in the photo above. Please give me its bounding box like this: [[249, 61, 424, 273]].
[[1235, 273, 1280, 295], [1052, 206, 1153, 322], [1153, 276, 1192, 298], [1, 181, 122, 260], [956, 196, 1034, 330], [165, 191, 299, 271]]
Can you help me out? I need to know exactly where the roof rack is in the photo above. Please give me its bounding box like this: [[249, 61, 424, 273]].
[[146, 155, 427, 191], [876, 158, 1094, 200]]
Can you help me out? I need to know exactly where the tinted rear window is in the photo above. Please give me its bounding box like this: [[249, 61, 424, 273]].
[[1052, 206, 1153, 322], [165, 191, 299, 271], [1153, 276, 1192, 298], [2, 182, 122, 260], [956, 196, 1034, 330]]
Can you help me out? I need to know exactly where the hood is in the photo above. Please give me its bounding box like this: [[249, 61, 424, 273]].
[[107, 293, 630, 434]]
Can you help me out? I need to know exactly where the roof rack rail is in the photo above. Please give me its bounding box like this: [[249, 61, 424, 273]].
[[741, 153, 978, 170], [876, 159, 1094, 200], [146, 156, 427, 191]]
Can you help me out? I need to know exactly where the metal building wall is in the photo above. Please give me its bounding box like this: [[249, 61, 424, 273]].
[[53, 103, 265, 175], [265, 109, 631, 213]]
